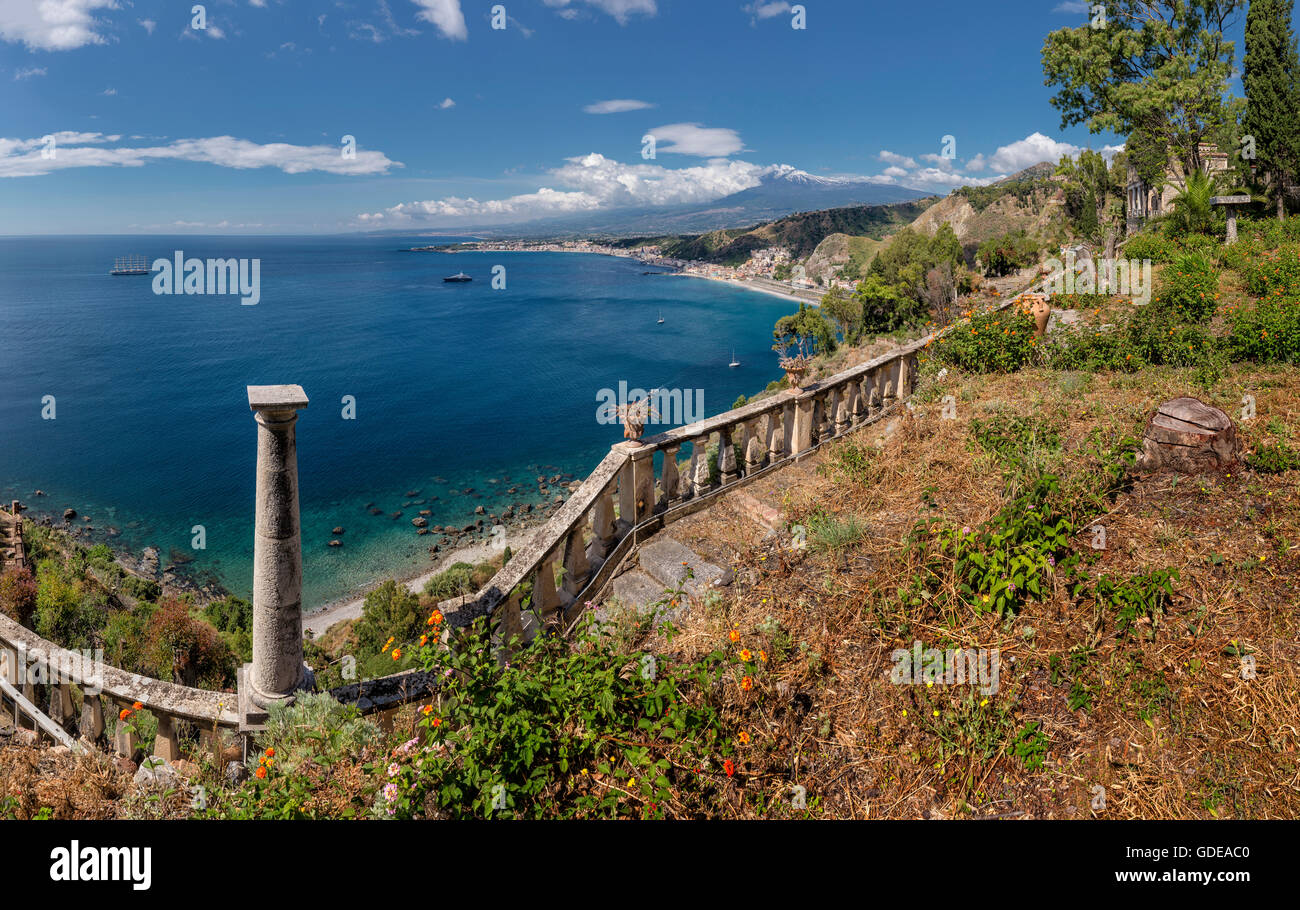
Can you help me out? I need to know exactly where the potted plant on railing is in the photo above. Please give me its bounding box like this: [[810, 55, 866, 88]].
[[772, 302, 834, 390], [605, 396, 660, 442]]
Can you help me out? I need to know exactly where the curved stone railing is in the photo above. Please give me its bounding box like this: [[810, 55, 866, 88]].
[[430, 335, 930, 640], [0, 613, 239, 759]]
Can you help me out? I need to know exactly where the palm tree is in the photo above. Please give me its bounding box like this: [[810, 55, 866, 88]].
[[1167, 168, 1246, 236]]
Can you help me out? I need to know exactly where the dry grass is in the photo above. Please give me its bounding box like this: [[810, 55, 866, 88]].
[[637, 361, 1300, 819]]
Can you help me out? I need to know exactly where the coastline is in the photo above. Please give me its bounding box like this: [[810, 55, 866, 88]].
[[302, 524, 535, 637]]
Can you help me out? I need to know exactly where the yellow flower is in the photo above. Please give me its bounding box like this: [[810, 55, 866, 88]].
[[740, 648, 753, 661]]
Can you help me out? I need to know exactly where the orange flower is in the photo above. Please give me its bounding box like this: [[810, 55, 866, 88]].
[[420, 634, 429, 647], [421, 704, 433, 715], [741, 676, 754, 692], [427, 610, 444, 626], [728, 628, 740, 643], [758, 650, 767, 662], [738, 731, 751, 745], [255, 765, 267, 780], [723, 759, 736, 777], [392, 648, 402, 661], [431, 718, 442, 728], [119, 708, 131, 721], [132, 701, 143, 711], [265, 748, 275, 758], [740, 648, 753, 661]]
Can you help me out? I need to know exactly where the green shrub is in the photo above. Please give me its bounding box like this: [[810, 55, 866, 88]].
[[423, 563, 476, 601], [1095, 569, 1179, 639], [969, 415, 1062, 461], [0, 566, 37, 626], [1247, 441, 1300, 473], [1044, 325, 1142, 372], [1155, 252, 1220, 322], [379, 613, 745, 819], [1123, 231, 1181, 263], [1234, 243, 1300, 300], [931, 307, 1038, 373], [259, 692, 382, 775], [1225, 300, 1300, 363]]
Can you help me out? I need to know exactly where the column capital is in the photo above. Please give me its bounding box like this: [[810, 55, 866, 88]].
[[248, 384, 310, 414]]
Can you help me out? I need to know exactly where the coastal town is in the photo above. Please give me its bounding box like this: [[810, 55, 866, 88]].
[[409, 238, 838, 303]]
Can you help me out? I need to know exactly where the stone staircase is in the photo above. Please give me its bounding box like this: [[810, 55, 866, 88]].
[[597, 411, 905, 621]]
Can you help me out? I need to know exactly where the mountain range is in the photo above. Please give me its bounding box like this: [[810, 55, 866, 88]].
[[385, 167, 934, 239]]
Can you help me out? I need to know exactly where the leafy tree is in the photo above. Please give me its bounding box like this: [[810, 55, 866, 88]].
[[854, 274, 923, 334], [1242, 0, 1300, 219], [1042, 1, 1244, 177], [820, 285, 862, 344], [977, 229, 1043, 277], [772, 302, 836, 358], [1056, 150, 1127, 256]]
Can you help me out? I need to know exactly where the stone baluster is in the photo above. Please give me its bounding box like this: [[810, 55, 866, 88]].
[[742, 419, 764, 475], [80, 693, 105, 742], [866, 367, 883, 415], [530, 551, 563, 629], [718, 425, 739, 484], [901, 351, 919, 398], [660, 444, 682, 507], [817, 391, 835, 443], [113, 700, 137, 757], [496, 587, 526, 649], [766, 411, 784, 463], [153, 712, 180, 762], [628, 443, 657, 524], [688, 438, 711, 497], [883, 358, 901, 407], [616, 453, 635, 535], [835, 383, 854, 436], [241, 385, 313, 729], [588, 484, 617, 562], [792, 393, 816, 455], [563, 525, 591, 598], [49, 682, 74, 730]]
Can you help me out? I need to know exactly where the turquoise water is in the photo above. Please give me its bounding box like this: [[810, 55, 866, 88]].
[[0, 235, 797, 607]]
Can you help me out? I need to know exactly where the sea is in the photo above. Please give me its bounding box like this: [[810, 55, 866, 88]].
[[0, 235, 799, 608]]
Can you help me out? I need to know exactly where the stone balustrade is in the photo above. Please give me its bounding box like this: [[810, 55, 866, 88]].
[[0, 612, 239, 759], [431, 335, 929, 639]]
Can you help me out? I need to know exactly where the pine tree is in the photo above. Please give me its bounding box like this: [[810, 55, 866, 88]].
[[1243, 0, 1300, 219]]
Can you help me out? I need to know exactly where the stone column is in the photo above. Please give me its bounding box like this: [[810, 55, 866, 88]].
[[240, 385, 312, 728]]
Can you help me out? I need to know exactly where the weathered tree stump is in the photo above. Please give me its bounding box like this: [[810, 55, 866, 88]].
[[1135, 397, 1241, 474]]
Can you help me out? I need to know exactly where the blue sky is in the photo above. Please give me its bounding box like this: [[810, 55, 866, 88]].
[[0, 0, 1271, 234]]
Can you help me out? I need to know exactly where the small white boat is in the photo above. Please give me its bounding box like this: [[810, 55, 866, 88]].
[[657, 310, 665, 324], [729, 349, 740, 368], [443, 272, 472, 283]]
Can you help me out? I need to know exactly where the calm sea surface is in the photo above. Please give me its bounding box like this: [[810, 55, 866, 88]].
[[0, 235, 797, 607]]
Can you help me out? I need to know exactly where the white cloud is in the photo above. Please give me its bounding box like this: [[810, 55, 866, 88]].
[[14, 66, 47, 80], [542, 0, 657, 25], [359, 152, 767, 224], [0, 133, 401, 178], [919, 152, 959, 172], [878, 150, 917, 169], [987, 132, 1080, 172], [965, 153, 986, 172], [101, 86, 116, 95], [437, 97, 456, 109], [882, 166, 909, 179], [1053, 1, 1091, 13], [648, 123, 744, 157], [0, 0, 118, 51], [742, 1, 791, 22], [584, 98, 654, 114], [411, 0, 467, 40], [138, 18, 155, 35]]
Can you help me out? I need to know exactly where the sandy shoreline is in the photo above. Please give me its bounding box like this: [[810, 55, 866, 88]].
[[302, 526, 535, 637]]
